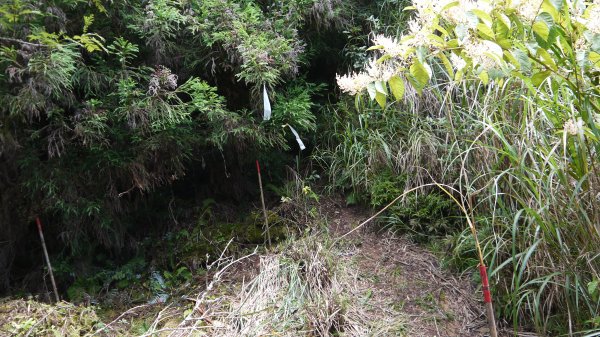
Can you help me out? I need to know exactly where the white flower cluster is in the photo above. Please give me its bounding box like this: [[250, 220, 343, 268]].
[[336, 58, 398, 95], [446, 2, 474, 24], [406, 20, 433, 47], [445, 0, 494, 24], [511, 0, 544, 23], [413, 0, 452, 24], [574, 37, 589, 52], [463, 39, 502, 70], [372, 34, 407, 57], [336, 72, 373, 95], [564, 118, 583, 136], [450, 53, 467, 70], [587, 5, 600, 34], [366, 59, 395, 82]]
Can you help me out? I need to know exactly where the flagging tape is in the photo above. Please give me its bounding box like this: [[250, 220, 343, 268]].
[[255, 160, 261, 175], [287, 125, 306, 151], [263, 85, 272, 121], [479, 264, 492, 303], [35, 217, 42, 231]]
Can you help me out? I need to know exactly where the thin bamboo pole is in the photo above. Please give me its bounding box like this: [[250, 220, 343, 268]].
[[36, 217, 60, 303], [255, 160, 271, 245]]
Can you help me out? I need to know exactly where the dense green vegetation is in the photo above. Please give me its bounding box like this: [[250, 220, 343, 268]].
[[0, 0, 348, 290], [333, 0, 600, 334], [1, 0, 599, 336]]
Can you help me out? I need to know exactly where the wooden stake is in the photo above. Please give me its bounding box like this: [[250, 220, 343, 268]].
[[255, 160, 271, 245], [36, 217, 60, 303]]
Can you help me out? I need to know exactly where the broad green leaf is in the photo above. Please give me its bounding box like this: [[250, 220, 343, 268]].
[[498, 13, 512, 30], [367, 83, 376, 100], [537, 48, 557, 71], [415, 46, 428, 63], [367, 45, 384, 51], [576, 49, 589, 69], [537, 12, 555, 27], [433, 24, 450, 37], [375, 91, 387, 109], [447, 39, 460, 48], [423, 62, 433, 79], [514, 49, 532, 72], [442, 1, 459, 11], [541, 1, 559, 21], [589, 51, 600, 68], [531, 70, 552, 86], [377, 54, 392, 63], [374, 81, 387, 95], [478, 70, 489, 85], [533, 21, 550, 41], [495, 18, 510, 37], [437, 52, 455, 78], [546, 26, 560, 46], [409, 60, 430, 90], [504, 50, 521, 69], [585, 31, 600, 53], [388, 75, 405, 101], [545, 0, 563, 11], [428, 34, 445, 46], [472, 9, 493, 26], [496, 37, 512, 49], [477, 23, 495, 39]]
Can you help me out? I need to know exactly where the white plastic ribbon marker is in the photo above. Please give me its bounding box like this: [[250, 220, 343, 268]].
[[288, 125, 306, 151], [263, 84, 271, 121]]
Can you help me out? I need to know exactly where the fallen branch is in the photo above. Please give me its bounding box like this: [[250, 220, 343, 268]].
[[0, 37, 47, 48]]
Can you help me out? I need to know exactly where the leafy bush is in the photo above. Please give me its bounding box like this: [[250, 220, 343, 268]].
[[0, 0, 349, 292]]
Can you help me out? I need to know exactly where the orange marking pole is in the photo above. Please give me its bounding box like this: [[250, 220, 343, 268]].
[[479, 264, 497, 337]]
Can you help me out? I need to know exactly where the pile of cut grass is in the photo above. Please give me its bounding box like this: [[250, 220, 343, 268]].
[[139, 235, 407, 337]]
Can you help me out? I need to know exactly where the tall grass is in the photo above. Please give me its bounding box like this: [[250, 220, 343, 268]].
[[318, 72, 600, 334], [449, 79, 600, 334], [315, 85, 448, 201]]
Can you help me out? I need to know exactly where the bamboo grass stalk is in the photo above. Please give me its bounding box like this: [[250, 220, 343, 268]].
[[256, 160, 271, 246], [36, 217, 60, 303]]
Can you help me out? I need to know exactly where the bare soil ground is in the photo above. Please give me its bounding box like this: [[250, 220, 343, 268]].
[[323, 199, 488, 337]]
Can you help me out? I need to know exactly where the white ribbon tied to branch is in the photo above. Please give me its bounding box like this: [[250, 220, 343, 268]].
[[287, 125, 306, 151], [263, 84, 271, 121]]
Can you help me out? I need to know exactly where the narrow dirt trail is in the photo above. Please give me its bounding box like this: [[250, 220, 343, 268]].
[[323, 199, 488, 336]]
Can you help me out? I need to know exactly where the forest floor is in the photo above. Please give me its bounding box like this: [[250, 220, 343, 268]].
[[1, 198, 498, 336]]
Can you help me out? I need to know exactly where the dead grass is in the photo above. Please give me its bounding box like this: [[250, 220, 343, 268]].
[[0, 298, 101, 336], [134, 234, 407, 336], [122, 198, 487, 337], [1, 198, 492, 337]]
